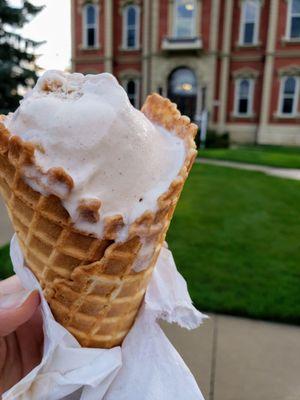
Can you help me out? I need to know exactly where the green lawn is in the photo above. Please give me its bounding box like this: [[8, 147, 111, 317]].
[[167, 163, 300, 324], [200, 145, 300, 169], [0, 243, 12, 280], [1, 163, 300, 323]]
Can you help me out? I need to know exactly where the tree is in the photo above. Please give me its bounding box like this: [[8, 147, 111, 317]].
[[0, 0, 44, 114]]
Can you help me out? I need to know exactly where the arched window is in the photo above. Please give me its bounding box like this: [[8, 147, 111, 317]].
[[287, 0, 300, 39], [168, 67, 197, 119], [234, 78, 254, 116], [124, 79, 140, 108], [83, 4, 98, 48], [123, 5, 140, 49], [279, 76, 299, 115], [173, 0, 196, 38], [239, 0, 260, 45]]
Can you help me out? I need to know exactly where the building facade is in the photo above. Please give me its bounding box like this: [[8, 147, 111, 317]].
[[71, 0, 300, 145]]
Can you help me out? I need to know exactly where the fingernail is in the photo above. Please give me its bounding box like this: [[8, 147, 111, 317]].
[[0, 289, 32, 310]]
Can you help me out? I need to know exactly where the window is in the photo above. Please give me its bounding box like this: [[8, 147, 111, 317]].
[[279, 76, 299, 115], [234, 79, 254, 116], [123, 5, 140, 49], [83, 4, 98, 48], [173, 0, 196, 38], [239, 0, 260, 45], [124, 79, 139, 108], [287, 0, 300, 39]]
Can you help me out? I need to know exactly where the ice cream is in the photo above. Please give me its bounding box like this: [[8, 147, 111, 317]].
[[4, 70, 186, 240], [0, 72, 197, 347]]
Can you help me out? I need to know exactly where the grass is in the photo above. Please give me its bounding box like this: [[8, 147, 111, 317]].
[[167, 163, 300, 324], [199, 145, 300, 169], [0, 243, 12, 280], [1, 163, 299, 324]]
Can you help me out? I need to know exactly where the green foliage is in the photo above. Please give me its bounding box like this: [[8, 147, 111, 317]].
[[0, 243, 13, 279], [167, 164, 300, 324], [0, 0, 44, 114], [200, 145, 300, 169], [202, 130, 230, 149]]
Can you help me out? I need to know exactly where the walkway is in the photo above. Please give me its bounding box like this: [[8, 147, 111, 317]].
[[162, 315, 300, 400], [197, 157, 300, 181], [0, 198, 13, 246]]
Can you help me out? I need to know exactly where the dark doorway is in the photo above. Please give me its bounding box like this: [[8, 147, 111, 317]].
[[167, 67, 197, 120]]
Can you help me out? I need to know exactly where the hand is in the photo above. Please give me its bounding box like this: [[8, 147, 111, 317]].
[[0, 276, 43, 395]]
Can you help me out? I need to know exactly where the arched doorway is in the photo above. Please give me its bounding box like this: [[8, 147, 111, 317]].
[[167, 67, 197, 120]]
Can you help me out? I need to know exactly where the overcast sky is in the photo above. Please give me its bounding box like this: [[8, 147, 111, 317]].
[[9, 0, 71, 72]]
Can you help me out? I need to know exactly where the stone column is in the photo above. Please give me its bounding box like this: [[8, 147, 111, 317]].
[[142, 0, 150, 102], [257, 0, 279, 143], [208, 0, 220, 118], [217, 0, 233, 133], [150, 0, 159, 92], [104, 0, 113, 73]]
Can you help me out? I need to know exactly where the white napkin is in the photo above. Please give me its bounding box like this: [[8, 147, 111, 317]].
[[3, 236, 207, 400]]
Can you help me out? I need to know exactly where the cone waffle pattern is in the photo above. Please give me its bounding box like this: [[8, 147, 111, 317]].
[[0, 94, 197, 348]]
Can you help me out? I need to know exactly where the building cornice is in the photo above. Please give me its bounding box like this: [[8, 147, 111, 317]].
[[231, 54, 263, 61], [115, 55, 142, 63], [72, 56, 107, 63]]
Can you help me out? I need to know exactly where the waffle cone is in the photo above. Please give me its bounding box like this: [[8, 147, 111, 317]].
[[0, 94, 197, 348]]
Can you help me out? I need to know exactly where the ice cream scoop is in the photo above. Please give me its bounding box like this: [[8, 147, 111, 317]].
[[4, 70, 186, 240]]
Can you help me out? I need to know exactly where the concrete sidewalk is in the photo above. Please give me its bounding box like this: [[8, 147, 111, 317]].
[[0, 197, 13, 246], [162, 315, 300, 400], [197, 157, 300, 181]]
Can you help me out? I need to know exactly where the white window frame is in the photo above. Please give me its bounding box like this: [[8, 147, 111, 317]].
[[82, 3, 99, 48], [277, 76, 300, 117], [286, 0, 300, 40], [122, 5, 140, 50], [234, 78, 255, 117], [123, 79, 140, 108], [239, 0, 261, 45], [173, 0, 197, 39]]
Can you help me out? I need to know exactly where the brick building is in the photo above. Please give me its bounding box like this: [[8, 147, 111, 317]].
[[71, 0, 300, 145]]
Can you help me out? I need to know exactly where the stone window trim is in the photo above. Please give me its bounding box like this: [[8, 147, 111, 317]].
[[232, 68, 260, 80], [278, 65, 300, 77], [119, 69, 141, 80], [285, 0, 300, 41], [80, 2, 100, 50], [232, 78, 255, 118], [276, 75, 300, 118], [238, 0, 262, 46], [119, 0, 141, 12], [168, 0, 202, 39], [121, 4, 141, 51], [235, 41, 263, 49], [77, 0, 99, 12]]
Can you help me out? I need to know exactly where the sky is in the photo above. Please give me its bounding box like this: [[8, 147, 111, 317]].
[[8, 0, 71, 72]]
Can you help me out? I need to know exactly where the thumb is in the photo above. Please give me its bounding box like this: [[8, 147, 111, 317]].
[[0, 289, 40, 337]]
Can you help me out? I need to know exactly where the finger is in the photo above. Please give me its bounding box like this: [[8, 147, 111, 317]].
[[0, 290, 40, 337], [0, 275, 23, 295], [16, 307, 44, 376]]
